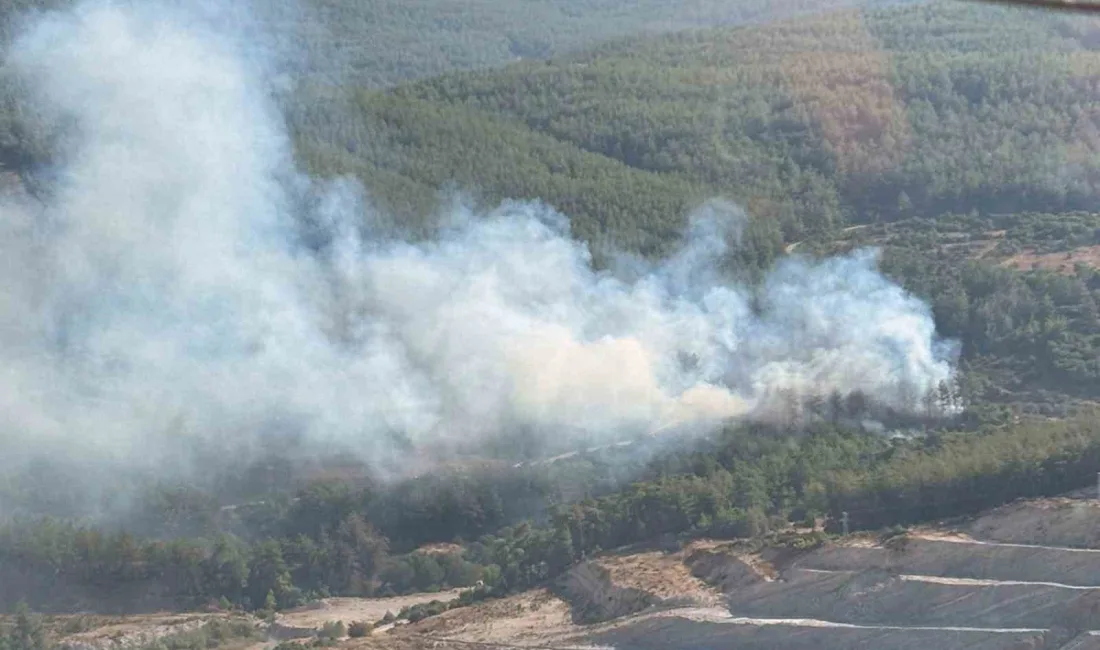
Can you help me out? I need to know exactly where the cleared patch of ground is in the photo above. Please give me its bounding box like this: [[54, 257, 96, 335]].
[[1002, 245, 1100, 274], [416, 543, 464, 556], [278, 590, 463, 630], [684, 541, 776, 592], [55, 614, 214, 648], [372, 494, 1100, 649], [25, 613, 261, 650], [597, 549, 723, 605], [397, 588, 579, 646], [30, 494, 1100, 650], [582, 612, 1052, 650], [967, 498, 1100, 548]]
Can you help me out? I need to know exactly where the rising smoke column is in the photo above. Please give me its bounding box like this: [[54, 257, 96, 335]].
[[0, 0, 956, 483]]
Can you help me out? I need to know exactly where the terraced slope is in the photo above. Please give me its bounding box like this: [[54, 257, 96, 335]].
[[371, 496, 1100, 650], [32, 497, 1100, 650]]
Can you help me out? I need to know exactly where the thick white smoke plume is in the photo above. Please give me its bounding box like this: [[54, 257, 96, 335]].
[[0, 1, 955, 480]]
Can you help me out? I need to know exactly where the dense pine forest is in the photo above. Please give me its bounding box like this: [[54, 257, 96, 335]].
[[8, 0, 1100, 623], [264, 0, 904, 88], [0, 0, 901, 94], [294, 3, 1100, 245]]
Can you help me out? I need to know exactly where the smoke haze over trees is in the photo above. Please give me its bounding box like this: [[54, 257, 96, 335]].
[[0, 0, 953, 495], [4, 0, 1100, 623]]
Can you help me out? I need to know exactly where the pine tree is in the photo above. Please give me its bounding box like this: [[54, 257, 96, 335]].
[[897, 190, 913, 216], [264, 590, 278, 615], [248, 541, 293, 611], [10, 602, 46, 650], [548, 516, 575, 575]]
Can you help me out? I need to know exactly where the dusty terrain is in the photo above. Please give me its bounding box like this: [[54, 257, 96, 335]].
[[28, 494, 1100, 650], [366, 495, 1100, 650], [276, 590, 463, 632], [27, 613, 259, 650], [1002, 246, 1100, 274]]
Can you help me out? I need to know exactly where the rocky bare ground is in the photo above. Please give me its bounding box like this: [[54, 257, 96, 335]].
[[43, 614, 254, 650], [28, 494, 1100, 650], [369, 495, 1100, 650]]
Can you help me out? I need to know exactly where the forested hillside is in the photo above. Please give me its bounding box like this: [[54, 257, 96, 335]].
[[8, 1, 1100, 245], [0, 0, 899, 89], [7, 407, 1100, 614], [277, 2, 1100, 408], [290, 2, 1100, 242], [855, 212, 1100, 406], [11, 0, 1100, 625], [251, 0, 907, 88]]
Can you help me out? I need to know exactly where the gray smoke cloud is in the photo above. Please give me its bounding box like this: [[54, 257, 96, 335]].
[[0, 0, 956, 484]]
